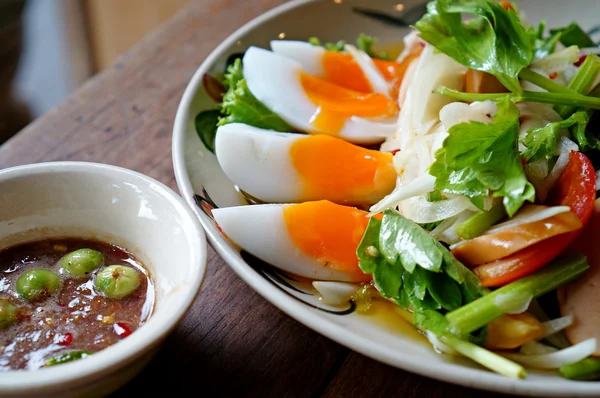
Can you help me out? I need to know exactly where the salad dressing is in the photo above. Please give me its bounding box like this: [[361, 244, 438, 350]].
[[359, 298, 427, 346]]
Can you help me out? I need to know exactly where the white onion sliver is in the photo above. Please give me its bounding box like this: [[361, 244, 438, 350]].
[[344, 44, 390, 97], [502, 338, 596, 369], [369, 173, 436, 215], [400, 195, 478, 224], [520, 341, 558, 356], [426, 331, 458, 355], [486, 205, 571, 235], [429, 215, 459, 239], [531, 45, 580, 75], [494, 291, 533, 314], [350, 116, 397, 137], [518, 102, 562, 123], [538, 137, 579, 201], [541, 315, 574, 339], [528, 299, 571, 349], [439, 211, 474, 245], [312, 281, 358, 306]]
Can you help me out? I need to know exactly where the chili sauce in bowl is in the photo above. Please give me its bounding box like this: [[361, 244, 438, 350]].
[[0, 238, 154, 371]]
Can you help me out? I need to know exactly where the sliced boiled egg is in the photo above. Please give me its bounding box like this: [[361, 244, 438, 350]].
[[215, 123, 397, 206], [243, 46, 398, 144], [270, 40, 404, 94], [212, 200, 374, 282]]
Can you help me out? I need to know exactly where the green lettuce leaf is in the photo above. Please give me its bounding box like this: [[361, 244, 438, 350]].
[[522, 111, 589, 162], [414, 0, 534, 93], [430, 98, 535, 216], [218, 58, 292, 131]]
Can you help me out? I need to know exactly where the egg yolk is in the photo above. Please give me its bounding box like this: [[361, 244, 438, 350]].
[[282, 200, 375, 282], [300, 73, 399, 135], [322, 51, 404, 91], [290, 134, 396, 205]]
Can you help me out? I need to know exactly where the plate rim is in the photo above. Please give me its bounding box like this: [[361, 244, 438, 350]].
[[172, 1, 600, 395]]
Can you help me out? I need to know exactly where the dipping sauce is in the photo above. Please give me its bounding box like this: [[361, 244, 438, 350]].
[[0, 238, 154, 371]]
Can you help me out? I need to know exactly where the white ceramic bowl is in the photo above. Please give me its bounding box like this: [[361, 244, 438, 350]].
[[0, 162, 206, 397], [172, 0, 600, 396]]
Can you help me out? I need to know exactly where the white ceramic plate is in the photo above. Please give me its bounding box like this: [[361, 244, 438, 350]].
[[172, 1, 600, 395]]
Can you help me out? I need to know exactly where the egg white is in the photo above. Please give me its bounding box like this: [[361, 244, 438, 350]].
[[212, 204, 363, 281], [243, 46, 394, 144], [215, 123, 303, 202], [270, 40, 325, 76]]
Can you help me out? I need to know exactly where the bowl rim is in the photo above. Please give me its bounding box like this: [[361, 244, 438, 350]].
[[172, 0, 600, 395], [0, 161, 207, 390]]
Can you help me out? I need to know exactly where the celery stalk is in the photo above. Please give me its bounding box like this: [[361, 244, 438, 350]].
[[519, 68, 580, 95], [557, 54, 600, 118], [445, 254, 589, 336], [441, 335, 526, 379], [434, 87, 600, 110], [455, 202, 506, 240], [559, 357, 600, 380]]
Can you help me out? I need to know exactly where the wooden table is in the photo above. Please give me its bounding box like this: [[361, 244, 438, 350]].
[[0, 1, 508, 396]]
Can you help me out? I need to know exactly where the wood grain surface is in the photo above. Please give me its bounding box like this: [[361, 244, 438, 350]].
[[0, 1, 507, 396]]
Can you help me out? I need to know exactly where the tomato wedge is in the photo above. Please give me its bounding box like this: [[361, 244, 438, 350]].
[[451, 208, 582, 266], [474, 151, 596, 287]]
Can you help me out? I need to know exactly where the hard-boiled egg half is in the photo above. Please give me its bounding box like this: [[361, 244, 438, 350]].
[[215, 123, 397, 206], [212, 200, 375, 282], [270, 40, 403, 94], [243, 46, 399, 144]]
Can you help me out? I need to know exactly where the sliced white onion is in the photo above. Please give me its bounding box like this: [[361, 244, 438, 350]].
[[439, 211, 475, 245], [344, 44, 390, 97], [426, 331, 458, 355], [502, 338, 597, 369], [350, 116, 397, 136], [526, 160, 549, 179], [397, 58, 418, 106], [396, 30, 421, 63], [439, 101, 494, 129], [520, 340, 558, 355], [531, 45, 580, 75], [312, 281, 359, 306], [429, 215, 459, 239], [494, 291, 533, 315], [518, 102, 562, 123], [396, 44, 467, 149], [399, 195, 478, 224], [369, 173, 436, 215], [539, 137, 579, 201], [541, 315, 574, 339], [485, 205, 571, 235], [528, 299, 570, 349]]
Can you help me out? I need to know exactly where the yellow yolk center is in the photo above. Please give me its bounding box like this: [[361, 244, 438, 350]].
[[282, 200, 374, 281], [322, 51, 403, 90], [289, 134, 396, 205], [299, 73, 399, 135]]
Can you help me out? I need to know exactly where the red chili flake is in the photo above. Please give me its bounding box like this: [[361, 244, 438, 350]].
[[57, 333, 73, 346], [549, 72, 559, 80], [521, 157, 527, 168], [575, 54, 588, 67], [391, 149, 401, 155], [113, 322, 132, 338]]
